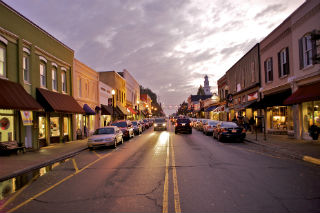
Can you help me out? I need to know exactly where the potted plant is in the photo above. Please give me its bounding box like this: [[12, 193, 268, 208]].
[[309, 125, 319, 140]]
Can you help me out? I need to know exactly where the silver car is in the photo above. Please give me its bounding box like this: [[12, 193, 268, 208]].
[[88, 126, 123, 149]]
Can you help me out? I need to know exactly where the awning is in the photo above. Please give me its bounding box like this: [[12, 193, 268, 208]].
[[101, 104, 119, 116], [234, 100, 258, 111], [213, 105, 225, 113], [117, 105, 129, 116], [0, 78, 43, 111], [284, 82, 320, 105], [83, 104, 96, 115], [205, 105, 218, 112], [127, 107, 137, 114], [36, 88, 84, 114], [255, 89, 292, 108]]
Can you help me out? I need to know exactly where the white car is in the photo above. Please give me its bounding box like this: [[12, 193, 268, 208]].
[[88, 126, 123, 150]]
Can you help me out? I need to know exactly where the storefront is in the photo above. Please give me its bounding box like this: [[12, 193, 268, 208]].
[[0, 78, 43, 149], [36, 88, 84, 146]]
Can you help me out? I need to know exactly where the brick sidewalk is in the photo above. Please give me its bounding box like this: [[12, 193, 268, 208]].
[[245, 132, 320, 164], [0, 139, 88, 182]]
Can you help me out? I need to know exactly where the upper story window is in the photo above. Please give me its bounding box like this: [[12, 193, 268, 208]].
[[251, 61, 255, 83], [61, 70, 67, 93], [52, 66, 57, 91], [40, 62, 47, 88], [278, 47, 289, 77], [78, 78, 82, 97], [23, 50, 30, 83], [299, 34, 316, 69], [264, 57, 273, 83], [0, 44, 6, 78]]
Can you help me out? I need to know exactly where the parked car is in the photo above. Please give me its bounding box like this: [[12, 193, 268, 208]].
[[175, 118, 192, 134], [111, 120, 134, 139], [198, 119, 209, 132], [138, 120, 146, 131], [213, 121, 246, 142], [132, 121, 142, 135], [87, 126, 123, 149], [143, 119, 151, 129], [154, 118, 167, 131], [203, 120, 219, 135]]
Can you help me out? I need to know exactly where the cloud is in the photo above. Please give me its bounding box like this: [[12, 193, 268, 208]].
[[254, 4, 285, 19]]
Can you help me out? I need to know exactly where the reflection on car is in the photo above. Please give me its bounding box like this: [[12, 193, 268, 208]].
[[213, 121, 246, 142], [87, 126, 123, 149]]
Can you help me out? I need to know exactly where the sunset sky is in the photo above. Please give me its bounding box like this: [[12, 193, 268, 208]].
[[4, 0, 305, 115]]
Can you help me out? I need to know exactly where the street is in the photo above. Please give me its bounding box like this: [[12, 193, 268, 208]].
[[3, 122, 320, 213]]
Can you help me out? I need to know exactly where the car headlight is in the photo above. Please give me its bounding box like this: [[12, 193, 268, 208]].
[[154, 124, 158, 127], [162, 123, 166, 126], [104, 137, 114, 142]]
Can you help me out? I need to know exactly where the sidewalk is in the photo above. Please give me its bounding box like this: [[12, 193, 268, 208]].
[[245, 132, 320, 165], [0, 139, 88, 182]]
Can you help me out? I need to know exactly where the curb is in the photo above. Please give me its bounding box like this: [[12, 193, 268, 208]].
[[0, 146, 88, 183], [244, 138, 320, 166]]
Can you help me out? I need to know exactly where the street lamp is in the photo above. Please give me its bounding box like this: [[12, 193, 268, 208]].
[[112, 89, 115, 122]]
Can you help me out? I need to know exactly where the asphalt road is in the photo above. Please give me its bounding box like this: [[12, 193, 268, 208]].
[[4, 122, 320, 213]]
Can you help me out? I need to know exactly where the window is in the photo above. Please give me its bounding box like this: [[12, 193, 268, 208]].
[[0, 45, 6, 78], [299, 34, 316, 69], [23, 53, 30, 82], [78, 78, 82, 97], [40, 62, 47, 88], [61, 71, 66, 93], [251, 61, 255, 83], [264, 58, 273, 82], [278, 47, 289, 77], [52, 67, 57, 91]]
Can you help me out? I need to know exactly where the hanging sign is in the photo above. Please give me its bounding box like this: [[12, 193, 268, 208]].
[[20, 111, 33, 126]]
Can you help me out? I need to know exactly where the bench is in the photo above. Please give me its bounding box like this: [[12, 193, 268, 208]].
[[0, 141, 26, 155]]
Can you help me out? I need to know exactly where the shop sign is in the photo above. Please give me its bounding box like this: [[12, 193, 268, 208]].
[[248, 92, 258, 101], [20, 111, 33, 126]]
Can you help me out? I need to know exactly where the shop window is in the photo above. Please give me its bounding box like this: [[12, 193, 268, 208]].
[[270, 106, 290, 130], [50, 117, 60, 137], [0, 45, 6, 78], [63, 117, 69, 135], [89, 115, 95, 131], [39, 116, 46, 139], [0, 109, 14, 142], [302, 101, 320, 133]]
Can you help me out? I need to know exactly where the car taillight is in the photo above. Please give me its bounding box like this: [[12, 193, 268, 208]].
[[175, 123, 178, 127], [221, 128, 228, 133], [242, 128, 246, 133]]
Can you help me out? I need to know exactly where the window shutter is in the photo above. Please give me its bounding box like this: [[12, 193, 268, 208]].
[[264, 60, 267, 83], [270, 58, 273, 81], [285, 47, 290, 75], [311, 30, 317, 65], [298, 38, 304, 69], [278, 51, 281, 78]]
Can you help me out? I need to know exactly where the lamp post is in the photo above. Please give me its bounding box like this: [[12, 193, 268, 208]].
[[112, 89, 115, 122], [137, 100, 140, 120]]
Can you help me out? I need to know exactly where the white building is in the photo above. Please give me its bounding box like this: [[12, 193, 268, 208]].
[[204, 75, 212, 95]]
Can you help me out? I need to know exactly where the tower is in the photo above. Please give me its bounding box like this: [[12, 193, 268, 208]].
[[203, 75, 211, 95]]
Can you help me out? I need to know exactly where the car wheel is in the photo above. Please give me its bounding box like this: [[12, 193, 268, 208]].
[[189, 130, 192, 134], [175, 131, 178, 134], [89, 147, 93, 151]]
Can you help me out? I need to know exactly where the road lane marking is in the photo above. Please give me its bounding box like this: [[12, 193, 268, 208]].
[[71, 158, 79, 173], [303, 156, 320, 165], [162, 138, 170, 213], [92, 150, 101, 158], [6, 152, 113, 213], [170, 134, 181, 213]]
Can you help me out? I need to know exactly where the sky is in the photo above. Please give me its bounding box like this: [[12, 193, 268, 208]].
[[3, 0, 305, 115]]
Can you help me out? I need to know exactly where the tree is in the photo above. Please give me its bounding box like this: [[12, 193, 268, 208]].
[[197, 85, 205, 95], [140, 86, 164, 116]]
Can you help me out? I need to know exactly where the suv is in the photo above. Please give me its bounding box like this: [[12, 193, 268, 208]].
[[154, 118, 167, 131], [111, 120, 134, 139], [175, 118, 192, 134]]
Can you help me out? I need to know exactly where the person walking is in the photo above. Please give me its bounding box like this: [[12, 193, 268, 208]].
[[249, 117, 255, 133]]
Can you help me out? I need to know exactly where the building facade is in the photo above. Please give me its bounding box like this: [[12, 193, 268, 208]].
[[0, 2, 83, 149], [73, 59, 99, 139]]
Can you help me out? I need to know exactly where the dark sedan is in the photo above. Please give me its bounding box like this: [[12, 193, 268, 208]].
[[175, 118, 192, 134], [213, 121, 246, 142]]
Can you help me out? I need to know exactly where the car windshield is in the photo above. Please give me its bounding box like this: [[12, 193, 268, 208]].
[[221, 122, 239, 128], [177, 119, 190, 123], [111, 122, 127, 128], [155, 118, 166, 123], [208, 121, 218, 125], [132, 121, 138, 125], [93, 128, 114, 135]]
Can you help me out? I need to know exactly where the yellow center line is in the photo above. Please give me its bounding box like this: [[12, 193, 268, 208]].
[[170, 134, 181, 213], [7, 152, 113, 213], [162, 136, 170, 213], [92, 150, 101, 158], [71, 158, 79, 173]]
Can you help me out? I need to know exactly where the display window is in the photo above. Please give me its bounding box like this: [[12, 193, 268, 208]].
[[50, 117, 60, 137], [89, 115, 95, 131], [0, 109, 14, 142], [63, 117, 69, 135], [268, 106, 292, 130], [302, 101, 320, 133], [76, 114, 83, 130], [39, 116, 46, 139]]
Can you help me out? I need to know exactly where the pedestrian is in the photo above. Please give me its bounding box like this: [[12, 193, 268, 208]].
[[243, 116, 249, 130], [249, 117, 255, 133], [232, 116, 237, 123]]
